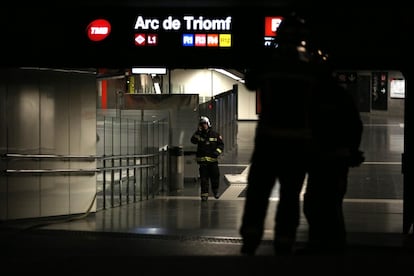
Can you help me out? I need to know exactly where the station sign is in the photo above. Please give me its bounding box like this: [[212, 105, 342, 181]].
[[85, 10, 285, 48], [263, 16, 283, 47], [86, 19, 112, 42], [81, 7, 288, 67], [133, 15, 232, 47]]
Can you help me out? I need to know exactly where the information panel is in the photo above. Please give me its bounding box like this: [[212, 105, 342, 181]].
[[81, 7, 287, 67], [2, 6, 291, 67], [133, 15, 233, 47]]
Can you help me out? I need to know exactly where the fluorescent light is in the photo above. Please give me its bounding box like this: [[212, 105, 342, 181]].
[[210, 68, 244, 83], [132, 67, 167, 74], [154, 83, 162, 94]]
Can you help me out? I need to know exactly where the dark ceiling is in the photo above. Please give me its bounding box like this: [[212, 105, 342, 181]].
[[2, 1, 411, 71]]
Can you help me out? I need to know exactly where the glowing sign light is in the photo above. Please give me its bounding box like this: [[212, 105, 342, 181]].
[[219, 34, 231, 47], [133, 14, 232, 48], [264, 16, 283, 47], [86, 19, 111, 42], [182, 34, 194, 46], [134, 15, 232, 31], [264, 16, 283, 37], [182, 33, 231, 47], [195, 34, 206, 46]]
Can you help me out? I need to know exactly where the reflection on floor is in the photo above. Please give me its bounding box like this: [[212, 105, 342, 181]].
[[2, 111, 413, 262]]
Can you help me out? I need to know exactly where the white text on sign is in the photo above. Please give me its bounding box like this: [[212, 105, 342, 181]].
[[134, 15, 232, 31]]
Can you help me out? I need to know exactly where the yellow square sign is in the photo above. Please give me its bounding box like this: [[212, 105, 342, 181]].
[[219, 34, 232, 47]]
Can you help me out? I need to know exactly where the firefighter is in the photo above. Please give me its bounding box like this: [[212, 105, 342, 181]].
[[239, 12, 320, 255], [239, 12, 364, 256], [191, 116, 224, 201], [302, 69, 364, 254]]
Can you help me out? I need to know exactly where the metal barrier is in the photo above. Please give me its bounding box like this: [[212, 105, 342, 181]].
[[96, 150, 168, 209], [2, 151, 169, 211], [3, 153, 97, 174], [168, 146, 184, 191]]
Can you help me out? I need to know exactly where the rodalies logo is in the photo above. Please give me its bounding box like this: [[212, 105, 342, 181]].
[[86, 19, 112, 41]]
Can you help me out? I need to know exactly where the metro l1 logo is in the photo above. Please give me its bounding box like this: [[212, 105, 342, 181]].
[[86, 19, 111, 42], [264, 16, 283, 37], [135, 34, 146, 45], [134, 34, 158, 46]]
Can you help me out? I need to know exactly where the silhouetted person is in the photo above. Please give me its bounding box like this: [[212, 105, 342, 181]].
[[302, 71, 364, 254], [240, 13, 316, 255], [240, 12, 365, 256], [191, 116, 224, 201]]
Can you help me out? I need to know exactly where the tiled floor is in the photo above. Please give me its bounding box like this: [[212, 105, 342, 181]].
[[2, 111, 414, 270]]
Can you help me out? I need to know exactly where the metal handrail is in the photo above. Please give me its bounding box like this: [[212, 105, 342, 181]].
[[3, 153, 97, 174], [97, 164, 155, 171], [4, 153, 96, 160], [5, 169, 97, 173], [98, 153, 162, 160], [2, 153, 162, 174]]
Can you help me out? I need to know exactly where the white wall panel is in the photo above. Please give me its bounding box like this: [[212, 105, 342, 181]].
[[38, 72, 71, 216], [170, 69, 258, 120], [1, 68, 97, 220], [68, 73, 97, 215], [0, 71, 7, 219], [6, 70, 41, 219], [40, 175, 70, 217], [69, 175, 97, 214], [8, 176, 40, 219]]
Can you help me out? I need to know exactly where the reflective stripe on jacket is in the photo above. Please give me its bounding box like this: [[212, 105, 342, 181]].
[[191, 128, 224, 164]]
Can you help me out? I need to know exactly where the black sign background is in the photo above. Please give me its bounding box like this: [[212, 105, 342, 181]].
[[2, 6, 284, 68], [1, 5, 410, 70], [79, 7, 284, 68]]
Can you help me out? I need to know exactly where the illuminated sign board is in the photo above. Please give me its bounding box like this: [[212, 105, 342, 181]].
[[85, 12, 284, 49], [390, 78, 405, 99], [263, 16, 283, 47], [82, 9, 289, 67], [133, 15, 233, 48], [134, 15, 232, 31], [86, 19, 112, 42]]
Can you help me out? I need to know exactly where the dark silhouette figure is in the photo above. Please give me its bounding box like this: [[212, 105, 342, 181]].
[[239, 12, 364, 256], [239, 15, 315, 255], [191, 116, 224, 201], [303, 73, 364, 254], [240, 65, 314, 255]]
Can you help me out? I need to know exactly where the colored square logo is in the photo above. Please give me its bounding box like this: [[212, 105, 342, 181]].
[[195, 34, 207, 46], [147, 34, 158, 46], [135, 34, 146, 46], [219, 34, 231, 47], [207, 34, 219, 47], [182, 34, 194, 46], [264, 16, 283, 37]]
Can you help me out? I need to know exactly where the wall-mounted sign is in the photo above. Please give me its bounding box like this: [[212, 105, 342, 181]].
[[86, 19, 111, 42], [133, 15, 232, 48], [264, 16, 283, 47], [80, 9, 292, 67], [134, 15, 232, 31], [390, 78, 405, 99], [372, 72, 388, 110]]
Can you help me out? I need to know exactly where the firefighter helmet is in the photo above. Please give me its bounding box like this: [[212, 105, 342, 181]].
[[275, 12, 329, 65], [199, 116, 211, 127], [244, 12, 330, 91]]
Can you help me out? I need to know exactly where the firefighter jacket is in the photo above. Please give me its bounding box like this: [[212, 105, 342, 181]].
[[191, 127, 224, 164]]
